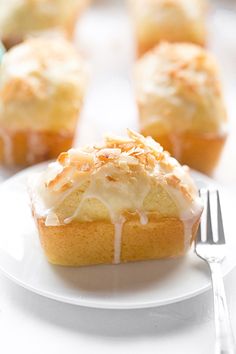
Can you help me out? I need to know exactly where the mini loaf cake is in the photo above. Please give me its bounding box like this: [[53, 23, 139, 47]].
[[0, 0, 89, 50], [0, 37, 87, 167], [129, 0, 207, 56], [29, 130, 202, 267], [135, 42, 227, 175]]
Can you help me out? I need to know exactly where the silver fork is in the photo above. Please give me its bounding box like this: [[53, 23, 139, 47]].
[[195, 189, 236, 354]]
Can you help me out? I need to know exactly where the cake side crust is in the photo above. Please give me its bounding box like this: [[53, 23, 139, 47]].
[[35, 214, 200, 267], [0, 129, 75, 167]]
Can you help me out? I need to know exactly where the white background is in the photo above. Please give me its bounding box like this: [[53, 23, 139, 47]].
[[0, 1, 236, 353]]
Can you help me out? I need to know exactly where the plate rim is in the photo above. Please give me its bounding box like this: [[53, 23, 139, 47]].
[[0, 163, 234, 310]]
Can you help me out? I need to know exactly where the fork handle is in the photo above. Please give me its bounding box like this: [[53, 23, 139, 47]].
[[209, 261, 236, 354]]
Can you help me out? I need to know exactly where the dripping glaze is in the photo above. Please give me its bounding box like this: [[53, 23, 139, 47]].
[[31, 160, 152, 264], [30, 130, 203, 264]]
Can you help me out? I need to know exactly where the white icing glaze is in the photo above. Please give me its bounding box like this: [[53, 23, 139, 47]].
[[30, 130, 203, 264], [137, 209, 149, 225], [61, 164, 151, 263], [114, 216, 126, 264], [31, 165, 89, 222], [164, 183, 202, 250], [181, 212, 200, 251], [31, 163, 151, 264], [45, 212, 60, 227], [26, 132, 47, 164]]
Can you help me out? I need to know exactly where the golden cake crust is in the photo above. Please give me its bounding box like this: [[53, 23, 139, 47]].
[[36, 214, 200, 266], [0, 129, 74, 167]]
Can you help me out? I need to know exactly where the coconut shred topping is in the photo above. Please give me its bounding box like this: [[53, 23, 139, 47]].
[[31, 130, 202, 264], [135, 42, 228, 135]]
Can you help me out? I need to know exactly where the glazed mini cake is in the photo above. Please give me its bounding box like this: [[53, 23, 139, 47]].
[[135, 42, 227, 175], [0, 37, 87, 167], [129, 0, 207, 56], [0, 0, 89, 50], [29, 130, 202, 267]]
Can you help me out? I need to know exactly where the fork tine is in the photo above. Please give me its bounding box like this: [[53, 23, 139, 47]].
[[195, 189, 203, 244], [196, 189, 206, 244], [206, 190, 214, 244], [217, 190, 225, 244]]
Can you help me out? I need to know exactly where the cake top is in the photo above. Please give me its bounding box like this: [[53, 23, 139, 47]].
[[31, 130, 202, 226], [0, 0, 87, 38], [46, 129, 194, 198], [0, 37, 87, 131], [135, 42, 227, 134], [0, 37, 86, 101], [136, 42, 221, 100]]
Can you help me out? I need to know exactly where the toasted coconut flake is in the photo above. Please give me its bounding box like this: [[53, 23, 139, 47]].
[[59, 182, 73, 192], [180, 185, 193, 202], [128, 147, 144, 156], [45, 129, 194, 202], [122, 155, 139, 166], [105, 135, 131, 147], [146, 154, 156, 169], [46, 166, 73, 191], [166, 174, 181, 188], [96, 148, 121, 162], [46, 128, 174, 193], [58, 152, 69, 165]]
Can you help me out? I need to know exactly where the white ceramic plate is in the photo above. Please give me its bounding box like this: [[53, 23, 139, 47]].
[[0, 4, 236, 309], [0, 165, 235, 309]]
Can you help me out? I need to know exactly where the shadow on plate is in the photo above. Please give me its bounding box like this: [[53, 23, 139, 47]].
[[50, 257, 186, 295]]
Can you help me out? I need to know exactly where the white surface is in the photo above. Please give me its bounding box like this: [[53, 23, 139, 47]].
[[0, 1, 236, 353], [0, 167, 235, 309]]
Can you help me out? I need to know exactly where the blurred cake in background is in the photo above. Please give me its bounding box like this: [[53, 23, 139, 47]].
[[0, 0, 89, 50], [29, 129, 202, 266], [0, 37, 87, 167], [134, 42, 227, 175], [129, 0, 207, 56]]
